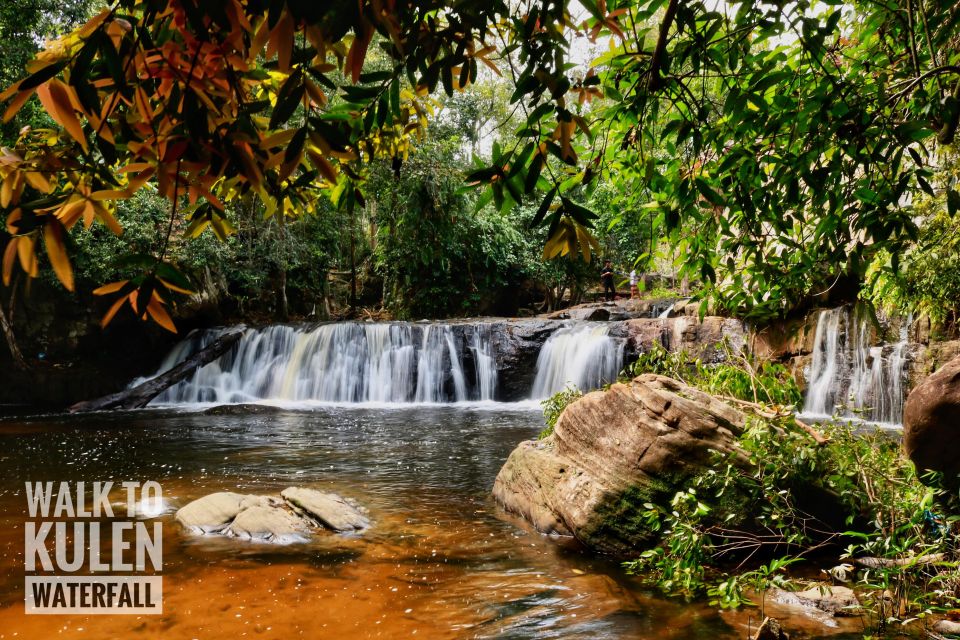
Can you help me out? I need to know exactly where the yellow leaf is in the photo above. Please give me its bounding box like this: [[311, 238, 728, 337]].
[[23, 172, 51, 192], [94, 203, 123, 235], [43, 219, 74, 291], [307, 150, 338, 183], [76, 9, 111, 39], [0, 80, 21, 103], [2, 90, 33, 123], [0, 175, 12, 208], [37, 80, 88, 153], [100, 295, 127, 328], [2, 239, 16, 286], [185, 216, 210, 238], [93, 280, 128, 295], [55, 199, 85, 229], [146, 297, 177, 333], [16, 234, 37, 277], [158, 277, 195, 295], [260, 129, 297, 149]]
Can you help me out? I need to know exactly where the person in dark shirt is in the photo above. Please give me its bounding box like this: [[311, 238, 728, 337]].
[[600, 260, 616, 301]]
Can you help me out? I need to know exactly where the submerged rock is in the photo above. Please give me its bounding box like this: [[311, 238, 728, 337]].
[[174, 488, 369, 542], [280, 487, 370, 532], [203, 403, 288, 416], [492, 374, 746, 555], [904, 354, 960, 477], [770, 585, 861, 617]]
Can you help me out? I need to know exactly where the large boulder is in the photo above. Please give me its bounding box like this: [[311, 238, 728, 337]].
[[492, 374, 746, 555], [904, 355, 960, 476]]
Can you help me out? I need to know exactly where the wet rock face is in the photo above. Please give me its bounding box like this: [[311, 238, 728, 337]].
[[492, 374, 746, 556], [622, 316, 748, 363], [490, 320, 564, 401], [174, 488, 369, 542], [903, 354, 960, 477]]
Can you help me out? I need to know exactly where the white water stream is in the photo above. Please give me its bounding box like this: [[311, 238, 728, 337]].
[[801, 308, 911, 426]]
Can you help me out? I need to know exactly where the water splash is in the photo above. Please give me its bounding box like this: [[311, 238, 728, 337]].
[[530, 324, 624, 399]]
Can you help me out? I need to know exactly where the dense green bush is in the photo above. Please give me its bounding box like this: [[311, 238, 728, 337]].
[[538, 385, 583, 440], [623, 342, 803, 406]]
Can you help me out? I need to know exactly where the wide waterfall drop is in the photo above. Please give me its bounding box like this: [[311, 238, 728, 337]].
[[530, 323, 624, 399], [152, 322, 500, 405], [801, 308, 912, 426]]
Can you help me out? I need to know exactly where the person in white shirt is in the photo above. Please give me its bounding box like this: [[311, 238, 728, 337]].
[[629, 269, 639, 299]]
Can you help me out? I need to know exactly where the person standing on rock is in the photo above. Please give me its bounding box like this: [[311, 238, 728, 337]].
[[629, 268, 639, 299], [601, 260, 616, 301]]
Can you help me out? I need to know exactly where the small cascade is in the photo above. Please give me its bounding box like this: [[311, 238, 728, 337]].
[[530, 324, 624, 399], [470, 330, 497, 401], [803, 308, 846, 417], [802, 308, 912, 426], [151, 322, 500, 405]]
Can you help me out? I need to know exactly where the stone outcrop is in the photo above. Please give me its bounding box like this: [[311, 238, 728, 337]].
[[175, 488, 369, 542], [492, 374, 746, 555], [490, 319, 563, 400], [903, 354, 960, 476], [623, 316, 748, 363]]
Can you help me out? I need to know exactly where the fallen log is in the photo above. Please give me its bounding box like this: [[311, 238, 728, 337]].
[[69, 327, 245, 412], [854, 553, 947, 569]]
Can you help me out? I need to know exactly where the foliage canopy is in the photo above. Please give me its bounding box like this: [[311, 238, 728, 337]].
[[1, 0, 959, 327]]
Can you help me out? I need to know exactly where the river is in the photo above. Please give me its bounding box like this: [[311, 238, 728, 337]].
[[0, 405, 866, 638]]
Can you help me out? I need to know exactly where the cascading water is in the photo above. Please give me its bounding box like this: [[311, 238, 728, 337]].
[[530, 323, 624, 399], [150, 322, 500, 405], [803, 308, 846, 417], [801, 308, 912, 426]]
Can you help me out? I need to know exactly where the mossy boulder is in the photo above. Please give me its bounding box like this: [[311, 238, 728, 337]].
[[492, 374, 747, 556]]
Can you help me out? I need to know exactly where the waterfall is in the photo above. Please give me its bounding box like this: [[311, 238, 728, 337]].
[[470, 329, 497, 401], [803, 308, 846, 417], [801, 308, 912, 426], [151, 322, 500, 405], [530, 323, 624, 399]]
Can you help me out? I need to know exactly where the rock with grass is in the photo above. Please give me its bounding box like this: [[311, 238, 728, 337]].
[[492, 374, 747, 555]]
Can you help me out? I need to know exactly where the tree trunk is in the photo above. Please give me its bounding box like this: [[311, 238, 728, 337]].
[[0, 303, 26, 370], [69, 328, 245, 412]]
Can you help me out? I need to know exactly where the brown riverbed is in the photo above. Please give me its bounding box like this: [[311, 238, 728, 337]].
[[0, 406, 870, 639]]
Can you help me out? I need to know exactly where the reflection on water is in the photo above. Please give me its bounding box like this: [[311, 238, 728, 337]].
[[0, 407, 861, 638]]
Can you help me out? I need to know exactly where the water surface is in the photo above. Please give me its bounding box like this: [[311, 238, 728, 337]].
[[0, 406, 865, 638]]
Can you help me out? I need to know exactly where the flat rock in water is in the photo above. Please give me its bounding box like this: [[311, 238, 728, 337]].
[[227, 503, 310, 541], [175, 492, 260, 531], [771, 585, 860, 617], [203, 403, 287, 416], [281, 487, 369, 532]]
